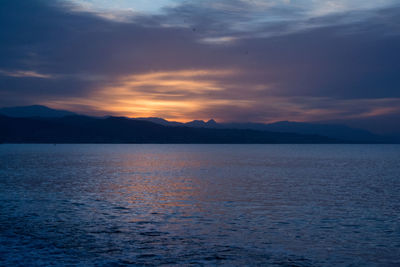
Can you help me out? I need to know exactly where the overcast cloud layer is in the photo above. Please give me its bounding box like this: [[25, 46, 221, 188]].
[[1, 0, 400, 134]]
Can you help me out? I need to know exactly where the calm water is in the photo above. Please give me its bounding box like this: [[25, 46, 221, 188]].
[[0, 144, 399, 266]]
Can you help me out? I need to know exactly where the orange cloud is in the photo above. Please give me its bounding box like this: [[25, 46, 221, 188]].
[[41, 68, 400, 123], [43, 69, 249, 121]]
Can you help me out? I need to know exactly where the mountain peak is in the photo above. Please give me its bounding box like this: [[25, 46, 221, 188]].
[[206, 119, 217, 125], [185, 119, 218, 128]]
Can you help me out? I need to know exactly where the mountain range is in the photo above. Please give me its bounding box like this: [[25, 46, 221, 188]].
[[0, 105, 76, 118], [0, 105, 397, 143]]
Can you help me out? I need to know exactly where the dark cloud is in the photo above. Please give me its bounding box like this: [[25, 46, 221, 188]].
[[0, 0, 400, 134]]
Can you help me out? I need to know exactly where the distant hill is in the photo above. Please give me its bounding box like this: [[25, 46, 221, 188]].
[[134, 117, 183, 127], [0, 115, 341, 144], [218, 121, 388, 143], [0, 105, 76, 118], [186, 119, 218, 128], [132, 118, 218, 128], [135, 118, 390, 143], [0, 105, 396, 143]]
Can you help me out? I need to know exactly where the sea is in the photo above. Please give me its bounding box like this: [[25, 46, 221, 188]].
[[0, 144, 399, 266]]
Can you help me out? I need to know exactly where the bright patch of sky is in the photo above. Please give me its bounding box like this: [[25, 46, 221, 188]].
[[70, 0, 180, 14], [307, 0, 398, 16], [70, 0, 398, 16], [67, 0, 399, 40]]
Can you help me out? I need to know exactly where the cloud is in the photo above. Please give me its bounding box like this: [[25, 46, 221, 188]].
[[40, 69, 242, 120], [0, 0, 400, 134], [0, 70, 53, 79]]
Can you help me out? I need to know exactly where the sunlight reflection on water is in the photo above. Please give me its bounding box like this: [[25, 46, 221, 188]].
[[0, 144, 400, 266]]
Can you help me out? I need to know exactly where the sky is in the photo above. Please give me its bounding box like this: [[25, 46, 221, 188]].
[[0, 0, 400, 134]]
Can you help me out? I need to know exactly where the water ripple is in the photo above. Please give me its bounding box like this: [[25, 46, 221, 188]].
[[1, 144, 400, 266]]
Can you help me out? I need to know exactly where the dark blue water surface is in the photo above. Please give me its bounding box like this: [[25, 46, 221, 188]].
[[0, 144, 399, 266]]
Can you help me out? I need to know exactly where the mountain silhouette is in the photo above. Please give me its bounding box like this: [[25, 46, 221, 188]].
[[0, 105, 76, 118], [0, 105, 396, 143], [209, 121, 387, 143], [0, 115, 343, 144], [185, 119, 218, 128], [136, 118, 391, 143]]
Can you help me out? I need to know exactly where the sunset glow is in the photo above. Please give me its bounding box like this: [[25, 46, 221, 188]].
[[1, 2, 400, 266], [43, 69, 252, 121], [1, 0, 400, 133]]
